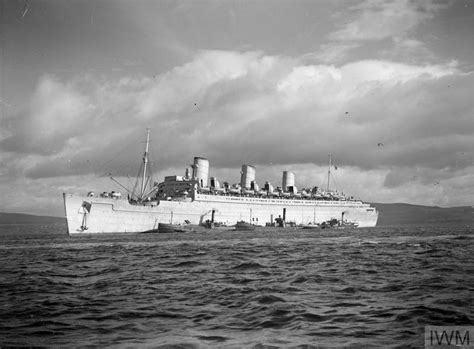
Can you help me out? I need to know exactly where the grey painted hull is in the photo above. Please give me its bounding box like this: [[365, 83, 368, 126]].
[[64, 192, 378, 234]]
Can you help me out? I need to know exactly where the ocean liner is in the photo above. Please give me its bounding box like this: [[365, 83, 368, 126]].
[[63, 129, 378, 234]]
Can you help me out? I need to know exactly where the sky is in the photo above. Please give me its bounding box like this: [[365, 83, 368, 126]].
[[1, 0, 474, 216]]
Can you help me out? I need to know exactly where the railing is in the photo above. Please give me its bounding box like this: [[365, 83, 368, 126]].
[[194, 192, 368, 207]]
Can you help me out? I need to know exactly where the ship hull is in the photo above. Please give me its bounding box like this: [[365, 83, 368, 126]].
[[63, 193, 378, 234]]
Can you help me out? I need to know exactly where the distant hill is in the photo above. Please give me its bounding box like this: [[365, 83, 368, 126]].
[[372, 203, 474, 226], [0, 213, 66, 225]]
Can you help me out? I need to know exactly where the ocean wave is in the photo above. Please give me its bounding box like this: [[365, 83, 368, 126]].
[[0, 224, 472, 347]]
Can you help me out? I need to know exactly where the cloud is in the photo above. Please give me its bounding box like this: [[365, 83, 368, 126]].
[[2, 76, 90, 154], [300, 43, 361, 64], [1, 50, 473, 210], [329, 0, 447, 42], [393, 37, 424, 49], [319, 0, 450, 63]]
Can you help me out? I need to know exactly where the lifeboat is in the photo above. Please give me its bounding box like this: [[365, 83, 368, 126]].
[[229, 188, 240, 194]]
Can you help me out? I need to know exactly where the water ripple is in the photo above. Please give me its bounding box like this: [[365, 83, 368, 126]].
[[0, 224, 472, 348]]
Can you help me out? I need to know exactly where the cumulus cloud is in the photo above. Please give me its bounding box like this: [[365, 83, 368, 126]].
[[329, 0, 447, 42], [1, 49, 473, 210], [318, 0, 450, 63]]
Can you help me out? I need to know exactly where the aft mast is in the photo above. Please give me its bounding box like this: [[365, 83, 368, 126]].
[[327, 154, 332, 192]]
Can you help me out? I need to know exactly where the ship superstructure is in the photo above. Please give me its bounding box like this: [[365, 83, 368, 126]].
[[63, 131, 378, 234]]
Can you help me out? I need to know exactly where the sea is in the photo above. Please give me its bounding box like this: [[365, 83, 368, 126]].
[[0, 223, 472, 348]]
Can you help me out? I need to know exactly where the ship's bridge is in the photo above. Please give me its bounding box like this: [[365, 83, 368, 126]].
[[156, 176, 196, 198]]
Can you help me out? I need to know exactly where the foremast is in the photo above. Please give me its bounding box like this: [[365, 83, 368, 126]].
[[109, 128, 158, 203], [140, 127, 151, 199]]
